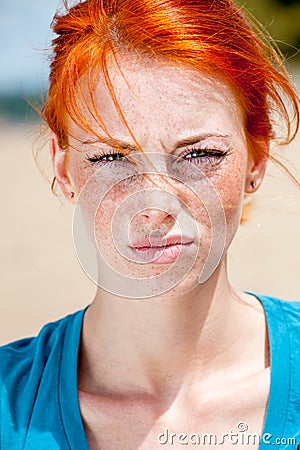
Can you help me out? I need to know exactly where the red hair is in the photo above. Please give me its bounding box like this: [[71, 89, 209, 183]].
[[43, 0, 299, 165]]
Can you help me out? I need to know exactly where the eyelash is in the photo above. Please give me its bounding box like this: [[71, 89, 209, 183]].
[[85, 150, 127, 164], [181, 147, 229, 165], [84, 147, 229, 166]]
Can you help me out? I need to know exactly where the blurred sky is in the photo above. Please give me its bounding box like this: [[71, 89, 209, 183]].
[[0, 0, 62, 94], [0, 1, 299, 96]]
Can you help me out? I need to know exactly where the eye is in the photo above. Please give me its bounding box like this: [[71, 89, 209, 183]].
[[182, 147, 228, 165], [85, 150, 127, 165]]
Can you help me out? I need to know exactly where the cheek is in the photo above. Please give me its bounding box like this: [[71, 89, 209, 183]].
[[80, 179, 141, 257], [213, 163, 246, 240], [72, 154, 246, 262]]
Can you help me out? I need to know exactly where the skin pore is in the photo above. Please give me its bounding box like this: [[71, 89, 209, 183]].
[[51, 56, 270, 448]]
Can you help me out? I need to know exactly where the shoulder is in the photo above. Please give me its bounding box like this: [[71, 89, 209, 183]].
[[248, 291, 300, 333], [254, 292, 300, 313], [0, 308, 86, 448], [0, 308, 85, 394], [249, 291, 300, 313]]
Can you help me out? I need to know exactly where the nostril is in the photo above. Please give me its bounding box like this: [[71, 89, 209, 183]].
[[139, 208, 174, 221], [129, 211, 177, 247]]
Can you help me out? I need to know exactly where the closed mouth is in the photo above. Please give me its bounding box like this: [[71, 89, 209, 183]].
[[132, 242, 193, 252], [129, 235, 194, 250]]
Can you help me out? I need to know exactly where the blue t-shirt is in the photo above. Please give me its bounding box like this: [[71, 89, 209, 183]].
[[1, 293, 300, 449]]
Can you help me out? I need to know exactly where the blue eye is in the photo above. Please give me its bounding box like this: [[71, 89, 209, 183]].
[[85, 151, 127, 164], [183, 148, 227, 164], [85, 147, 229, 167]]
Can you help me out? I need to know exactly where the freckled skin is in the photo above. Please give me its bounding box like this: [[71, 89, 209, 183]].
[[49, 57, 272, 446], [67, 57, 253, 297]]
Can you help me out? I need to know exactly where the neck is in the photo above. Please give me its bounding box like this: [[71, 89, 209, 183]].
[[78, 258, 265, 398]]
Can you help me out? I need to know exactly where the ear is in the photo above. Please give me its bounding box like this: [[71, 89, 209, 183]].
[[244, 139, 269, 194], [50, 134, 76, 204]]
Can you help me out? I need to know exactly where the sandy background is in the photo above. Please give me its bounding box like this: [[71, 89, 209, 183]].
[[0, 110, 300, 345]]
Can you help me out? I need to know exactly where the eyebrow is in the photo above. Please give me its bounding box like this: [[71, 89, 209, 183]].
[[167, 133, 232, 151], [82, 133, 232, 152], [82, 137, 138, 152]]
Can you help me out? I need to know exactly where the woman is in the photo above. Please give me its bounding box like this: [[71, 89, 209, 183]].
[[1, 0, 300, 448]]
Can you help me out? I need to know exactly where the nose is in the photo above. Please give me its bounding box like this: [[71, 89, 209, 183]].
[[139, 207, 174, 225], [131, 207, 176, 240], [132, 183, 182, 230]]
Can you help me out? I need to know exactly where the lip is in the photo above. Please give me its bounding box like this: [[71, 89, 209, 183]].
[[130, 234, 194, 249], [129, 235, 194, 264]]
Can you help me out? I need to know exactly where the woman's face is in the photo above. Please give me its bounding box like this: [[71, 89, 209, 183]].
[[53, 56, 267, 299]]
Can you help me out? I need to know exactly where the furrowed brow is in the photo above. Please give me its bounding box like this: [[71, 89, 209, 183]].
[[82, 133, 232, 153], [173, 133, 232, 149], [82, 137, 138, 152]]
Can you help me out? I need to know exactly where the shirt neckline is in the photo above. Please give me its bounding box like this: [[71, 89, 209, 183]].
[[59, 307, 90, 450], [58, 293, 290, 449], [245, 292, 290, 448]]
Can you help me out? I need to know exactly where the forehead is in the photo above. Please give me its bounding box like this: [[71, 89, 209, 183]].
[[71, 55, 246, 146]]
